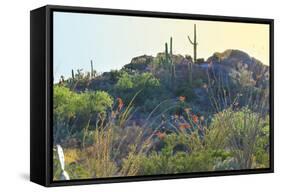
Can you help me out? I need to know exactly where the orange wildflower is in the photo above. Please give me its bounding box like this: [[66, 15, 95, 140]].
[[155, 131, 166, 140], [192, 114, 199, 123], [179, 123, 191, 129], [117, 97, 124, 111], [179, 96, 186, 102]]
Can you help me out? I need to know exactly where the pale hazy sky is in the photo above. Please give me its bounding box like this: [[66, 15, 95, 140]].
[[53, 12, 270, 82]]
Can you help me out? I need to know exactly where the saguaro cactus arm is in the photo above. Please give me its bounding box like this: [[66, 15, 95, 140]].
[[187, 36, 195, 45], [188, 24, 198, 45]]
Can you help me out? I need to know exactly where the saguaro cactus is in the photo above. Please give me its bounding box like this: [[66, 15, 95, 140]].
[[163, 37, 176, 90], [71, 69, 75, 80], [90, 60, 94, 78], [170, 37, 175, 89], [188, 24, 198, 63], [164, 42, 169, 69], [187, 60, 193, 86], [170, 37, 173, 55]]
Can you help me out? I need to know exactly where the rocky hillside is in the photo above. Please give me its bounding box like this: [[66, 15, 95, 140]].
[[122, 49, 269, 88], [207, 49, 269, 88]]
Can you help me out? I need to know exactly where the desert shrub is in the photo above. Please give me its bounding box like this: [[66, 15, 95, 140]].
[[80, 90, 113, 115], [115, 72, 160, 90], [207, 107, 269, 169], [175, 84, 195, 100], [65, 163, 92, 179], [213, 157, 240, 171], [53, 85, 82, 121], [134, 72, 160, 87], [137, 133, 232, 175], [83, 127, 118, 178], [119, 145, 144, 176], [115, 72, 134, 90], [108, 69, 126, 82], [114, 72, 161, 112], [253, 115, 270, 168], [53, 85, 113, 143], [53, 86, 83, 143], [63, 148, 80, 165], [192, 78, 204, 87]]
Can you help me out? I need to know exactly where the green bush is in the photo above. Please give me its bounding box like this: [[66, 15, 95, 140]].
[[115, 72, 134, 90], [137, 133, 231, 175], [114, 72, 161, 112], [53, 85, 113, 142], [175, 84, 195, 100], [207, 107, 270, 169]]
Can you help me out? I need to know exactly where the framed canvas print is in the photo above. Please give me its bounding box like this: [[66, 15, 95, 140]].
[[30, 5, 274, 187]]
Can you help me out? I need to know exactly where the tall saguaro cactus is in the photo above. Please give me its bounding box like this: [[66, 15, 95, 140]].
[[71, 69, 75, 80], [188, 24, 198, 63], [164, 42, 169, 69], [170, 37, 175, 89], [170, 37, 173, 55], [163, 37, 175, 90], [90, 60, 94, 78]]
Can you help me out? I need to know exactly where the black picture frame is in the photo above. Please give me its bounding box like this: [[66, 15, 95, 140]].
[[30, 5, 274, 187]]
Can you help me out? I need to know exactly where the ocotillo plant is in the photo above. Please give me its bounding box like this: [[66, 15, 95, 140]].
[[188, 24, 198, 64]]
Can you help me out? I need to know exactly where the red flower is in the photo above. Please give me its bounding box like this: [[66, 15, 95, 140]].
[[192, 114, 199, 123], [179, 96, 186, 102], [155, 131, 166, 140], [117, 97, 124, 111], [179, 123, 191, 129]]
